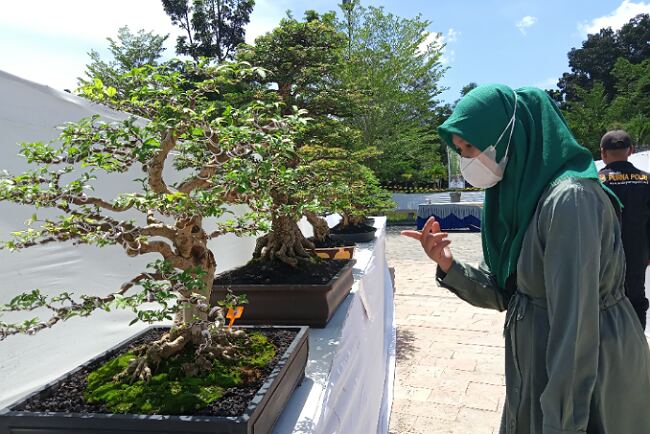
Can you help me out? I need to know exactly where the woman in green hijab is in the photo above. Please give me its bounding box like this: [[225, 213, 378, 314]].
[[402, 84, 650, 434]]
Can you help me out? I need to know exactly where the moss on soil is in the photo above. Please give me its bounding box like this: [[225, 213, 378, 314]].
[[84, 332, 275, 415]]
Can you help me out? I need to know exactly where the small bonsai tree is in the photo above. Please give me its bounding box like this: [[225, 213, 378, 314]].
[[0, 61, 306, 385], [299, 145, 395, 240], [334, 164, 395, 230], [221, 106, 327, 267]]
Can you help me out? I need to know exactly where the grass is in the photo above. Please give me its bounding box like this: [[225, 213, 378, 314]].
[[386, 210, 416, 224], [84, 332, 275, 415]]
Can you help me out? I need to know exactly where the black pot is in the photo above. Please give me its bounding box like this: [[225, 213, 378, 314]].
[[212, 260, 355, 328], [329, 227, 377, 243], [0, 325, 309, 434]]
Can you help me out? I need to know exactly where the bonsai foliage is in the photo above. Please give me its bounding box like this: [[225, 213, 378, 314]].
[[0, 61, 305, 385], [336, 164, 395, 228], [222, 106, 325, 266], [301, 145, 395, 236], [236, 10, 358, 148]]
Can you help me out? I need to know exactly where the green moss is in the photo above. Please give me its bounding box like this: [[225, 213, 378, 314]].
[[85, 331, 276, 415]]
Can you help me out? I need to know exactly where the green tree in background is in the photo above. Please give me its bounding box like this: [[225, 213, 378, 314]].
[[162, 0, 255, 62], [558, 14, 650, 154], [557, 13, 650, 104], [337, 3, 447, 186], [609, 58, 650, 144], [78, 26, 168, 96], [562, 82, 611, 155], [236, 10, 356, 148]]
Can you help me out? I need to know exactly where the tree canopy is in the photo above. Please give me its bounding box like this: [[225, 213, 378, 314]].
[[78, 26, 168, 97], [162, 0, 255, 62], [337, 3, 447, 186], [556, 13, 650, 154]]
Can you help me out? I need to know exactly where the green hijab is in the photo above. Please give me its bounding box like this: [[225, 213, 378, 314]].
[[438, 84, 599, 288]]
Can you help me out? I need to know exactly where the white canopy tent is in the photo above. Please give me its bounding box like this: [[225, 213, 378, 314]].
[[594, 150, 650, 172]]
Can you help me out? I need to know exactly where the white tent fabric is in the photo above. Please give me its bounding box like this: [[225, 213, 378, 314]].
[[596, 151, 650, 336], [0, 70, 257, 407], [594, 150, 650, 171]]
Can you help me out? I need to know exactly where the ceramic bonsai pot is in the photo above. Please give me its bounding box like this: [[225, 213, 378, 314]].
[[212, 260, 355, 328], [308, 245, 355, 260], [0, 325, 309, 434], [329, 226, 377, 243]]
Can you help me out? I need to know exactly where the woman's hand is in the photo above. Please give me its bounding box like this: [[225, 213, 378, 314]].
[[401, 217, 454, 273]]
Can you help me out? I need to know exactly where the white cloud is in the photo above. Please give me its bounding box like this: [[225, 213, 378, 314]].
[[579, 0, 650, 35], [446, 28, 460, 43], [418, 32, 440, 54], [516, 16, 538, 35], [420, 28, 460, 65], [534, 77, 559, 90], [0, 0, 182, 44]]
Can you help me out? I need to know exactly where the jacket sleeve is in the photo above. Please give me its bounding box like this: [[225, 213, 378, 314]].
[[538, 183, 602, 434], [436, 259, 509, 311]]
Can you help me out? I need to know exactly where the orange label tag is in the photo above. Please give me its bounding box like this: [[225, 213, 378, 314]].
[[226, 306, 244, 328]]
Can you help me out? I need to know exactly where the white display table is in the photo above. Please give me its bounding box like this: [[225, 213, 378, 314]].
[[274, 217, 396, 433]]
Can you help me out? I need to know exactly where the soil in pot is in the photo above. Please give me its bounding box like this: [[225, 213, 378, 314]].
[[14, 328, 297, 418], [331, 222, 376, 235], [307, 236, 354, 248], [214, 259, 348, 286]]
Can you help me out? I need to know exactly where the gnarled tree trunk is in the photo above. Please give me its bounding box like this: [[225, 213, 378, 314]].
[[118, 215, 226, 383], [305, 211, 330, 243], [253, 215, 315, 267]]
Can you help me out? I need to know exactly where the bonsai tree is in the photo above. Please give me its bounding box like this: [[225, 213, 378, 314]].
[[299, 145, 395, 240], [0, 61, 306, 386], [236, 10, 361, 149], [334, 164, 395, 230], [222, 107, 327, 267]]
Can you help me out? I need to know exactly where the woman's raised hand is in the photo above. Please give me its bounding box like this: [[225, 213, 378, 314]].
[[401, 217, 453, 273]]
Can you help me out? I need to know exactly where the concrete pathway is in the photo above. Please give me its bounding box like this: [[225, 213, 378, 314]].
[[386, 228, 504, 434], [385, 226, 650, 434]]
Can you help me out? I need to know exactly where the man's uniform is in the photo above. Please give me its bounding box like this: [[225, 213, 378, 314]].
[[599, 131, 650, 329]]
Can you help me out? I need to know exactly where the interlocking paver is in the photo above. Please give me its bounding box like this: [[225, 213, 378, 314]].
[[387, 225, 650, 434], [387, 227, 506, 433]]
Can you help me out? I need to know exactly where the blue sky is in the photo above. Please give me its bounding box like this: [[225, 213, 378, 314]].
[[1, 0, 648, 104]]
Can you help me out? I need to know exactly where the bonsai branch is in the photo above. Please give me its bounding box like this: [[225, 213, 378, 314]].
[[305, 211, 330, 243], [147, 131, 175, 194]]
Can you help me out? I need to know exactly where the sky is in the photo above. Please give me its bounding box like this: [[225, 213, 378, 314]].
[[1, 0, 649, 104]]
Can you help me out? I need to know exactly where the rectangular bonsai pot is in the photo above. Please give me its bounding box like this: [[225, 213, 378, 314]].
[[307, 245, 355, 260], [0, 325, 309, 434], [212, 260, 355, 328]]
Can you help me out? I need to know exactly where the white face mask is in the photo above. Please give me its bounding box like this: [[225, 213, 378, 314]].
[[460, 92, 518, 188]]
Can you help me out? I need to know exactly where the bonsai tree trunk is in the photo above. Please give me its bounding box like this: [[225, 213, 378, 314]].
[[349, 215, 366, 227], [339, 213, 365, 229], [305, 211, 330, 243], [252, 191, 315, 267], [117, 215, 247, 383], [253, 214, 315, 267]]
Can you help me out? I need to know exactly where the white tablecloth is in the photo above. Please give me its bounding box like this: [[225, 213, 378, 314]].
[[417, 202, 483, 219], [273, 216, 396, 433]]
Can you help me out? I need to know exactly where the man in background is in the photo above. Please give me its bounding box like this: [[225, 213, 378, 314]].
[[599, 129, 650, 330]]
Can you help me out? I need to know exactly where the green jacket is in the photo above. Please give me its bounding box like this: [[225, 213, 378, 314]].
[[438, 178, 650, 434]]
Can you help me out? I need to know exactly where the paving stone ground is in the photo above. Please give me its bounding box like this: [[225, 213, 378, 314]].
[[385, 226, 650, 434]]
